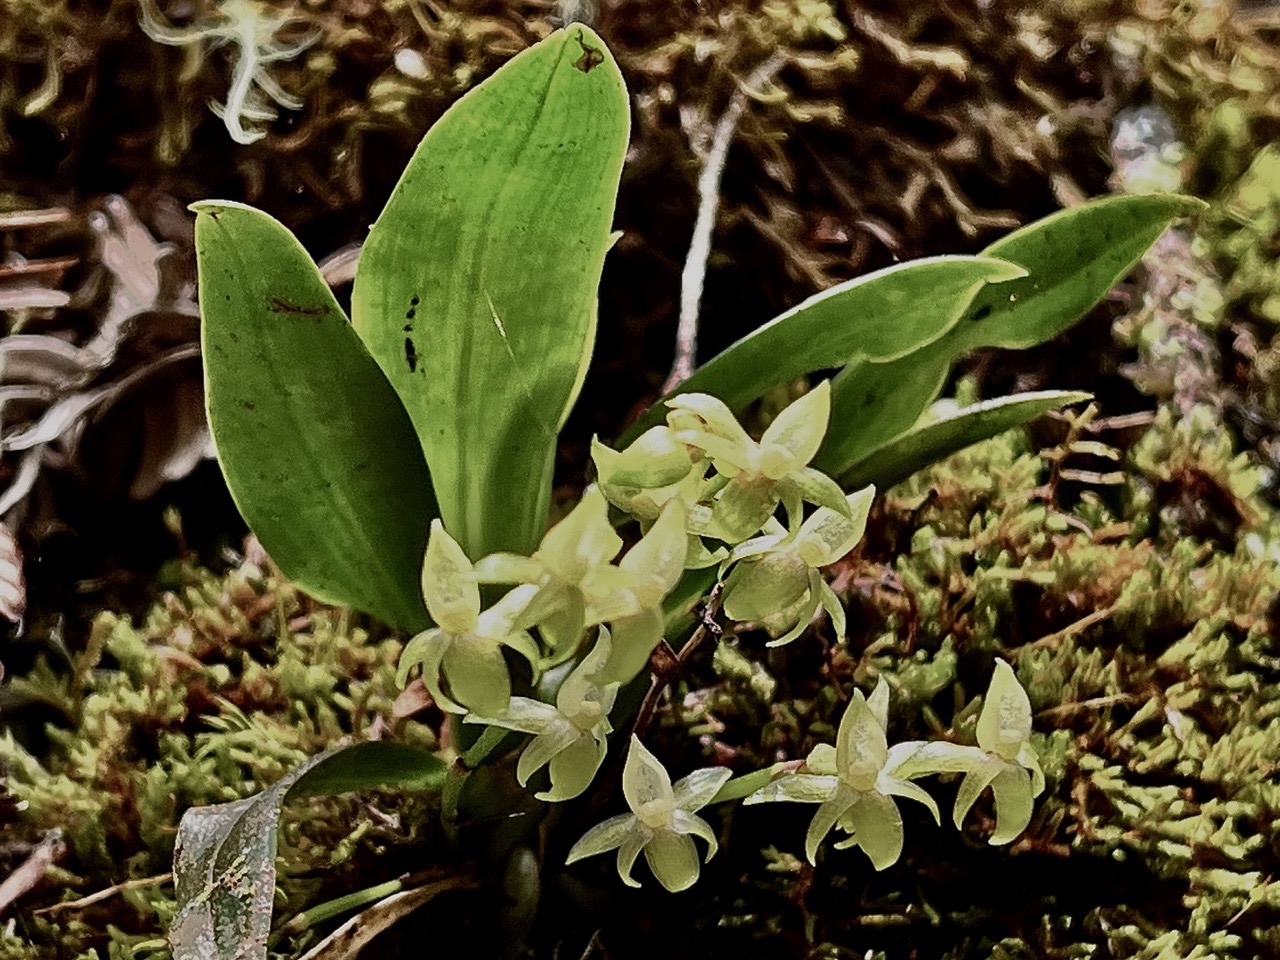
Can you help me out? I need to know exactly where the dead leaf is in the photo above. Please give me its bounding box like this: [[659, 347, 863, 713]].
[[296, 879, 472, 960], [0, 524, 24, 624], [0, 831, 65, 916]]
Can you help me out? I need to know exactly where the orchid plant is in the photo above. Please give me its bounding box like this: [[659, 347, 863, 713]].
[[176, 22, 1201, 960]]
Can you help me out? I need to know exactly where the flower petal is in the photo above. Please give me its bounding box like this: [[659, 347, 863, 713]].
[[879, 775, 940, 824], [988, 765, 1035, 845], [592, 428, 693, 490], [709, 475, 782, 545], [785, 467, 852, 519], [763, 587, 820, 648], [599, 607, 663, 685], [619, 499, 689, 606], [976, 659, 1033, 760], [538, 487, 623, 585], [953, 760, 1002, 831], [397, 628, 443, 688], [723, 529, 788, 570], [557, 627, 613, 710], [672, 766, 733, 812], [686, 535, 729, 570], [421, 520, 480, 634], [566, 813, 637, 864], [870, 680, 890, 732], [537, 587, 587, 663], [758, 380, 830, 478], [804, 787, 856, 865], [665, 393, 755, 467], [473, 552, 545, 585], [466, 696, 559, 735], [814, 574, 846, 641], [441, 633, 511, 716], [835, 691, 890, 790], [838, 790, 904, 871], [887, 741, 987, 780], [795, 485, 874, 567], [623, 735, 674, 815], [644, 830, 701, 892], [540, 731, 608, 802], [1018, 741, 1046, 797], [722, 552, 810, 624], [616, 830, 646, 888], [478, 583, 540, 636], [401, 630, 465, 715], [804, 744, 838, 776], [582, 564, 645, 623], [497, 628, 541, 671], [671, 810, 720, 861], [744, 773, 840, 806], [516, 720, 579, 787]]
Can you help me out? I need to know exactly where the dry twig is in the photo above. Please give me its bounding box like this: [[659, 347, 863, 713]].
[[664, 52, 788, 394]]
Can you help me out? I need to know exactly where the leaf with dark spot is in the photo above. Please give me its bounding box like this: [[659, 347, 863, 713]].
[[352, 25, 628, 558], [169, 741, 446, 960], [196, 200, 436, 632]]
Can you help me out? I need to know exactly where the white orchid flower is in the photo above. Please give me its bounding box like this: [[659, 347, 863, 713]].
[[721, 486, 874, 646], [473, 487, 632, 660], [475, 490, 688, 674], [466, 629, 621, 802], [744, 679, 938, 869], [891, 660, 1045, 845], [397, 520, 538, 716], [566, 735, 731, 892], [665, 381, 851, 544]]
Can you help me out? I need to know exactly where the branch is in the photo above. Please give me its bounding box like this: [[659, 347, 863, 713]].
[[663, 52, 788, 394]]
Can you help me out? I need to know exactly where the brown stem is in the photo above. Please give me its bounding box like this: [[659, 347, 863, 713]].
[[631, 584, 724, 739]]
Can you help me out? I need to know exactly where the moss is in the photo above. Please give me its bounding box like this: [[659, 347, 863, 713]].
[[1108, 2, 1280, 478], [0, 555, 442, 959], [580, 398, 1280, 959]]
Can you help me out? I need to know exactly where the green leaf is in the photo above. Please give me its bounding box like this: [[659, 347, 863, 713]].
[[816, 345, 950, 475], [622, 256, 1023, 443], [837, 390, 1091, 490], [196, 202, 435, 632], [950, 193, 1207, 351], [819, 194, 1202, 478], [169, 742, 446, 960], [352, 25, 629, 558]]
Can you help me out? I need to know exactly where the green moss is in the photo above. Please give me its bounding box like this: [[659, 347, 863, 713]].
[[0, 557, 440, 959]]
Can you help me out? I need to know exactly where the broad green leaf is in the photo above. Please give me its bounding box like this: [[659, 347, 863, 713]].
[[950, 193, 1207, 351], [837, 390, 1091, 491], [352, 25, 629, 558], [169, 741, 446, 960], [820, 194, 1202, 478], [816, 344, 950, 475], [196, 202, 435, 632], [621, 256, 1024, 443]]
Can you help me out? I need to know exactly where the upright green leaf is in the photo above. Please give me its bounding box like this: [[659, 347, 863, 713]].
[[950, 194, 1207, 351], [196, 202, 435, 632], [837, 391, 1091, 491], [352, 25, 629, 558], [621, 256, 1024, 443], [169, 741, 446, 960]]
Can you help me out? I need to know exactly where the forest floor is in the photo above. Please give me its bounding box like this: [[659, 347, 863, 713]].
[[4, 2, 1280, 958]]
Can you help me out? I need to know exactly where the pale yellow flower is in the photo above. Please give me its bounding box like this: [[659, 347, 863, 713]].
[[566, 735, 731, 892]]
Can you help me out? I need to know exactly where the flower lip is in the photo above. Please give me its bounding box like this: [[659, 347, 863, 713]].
[[636, 797, 675, 830]]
